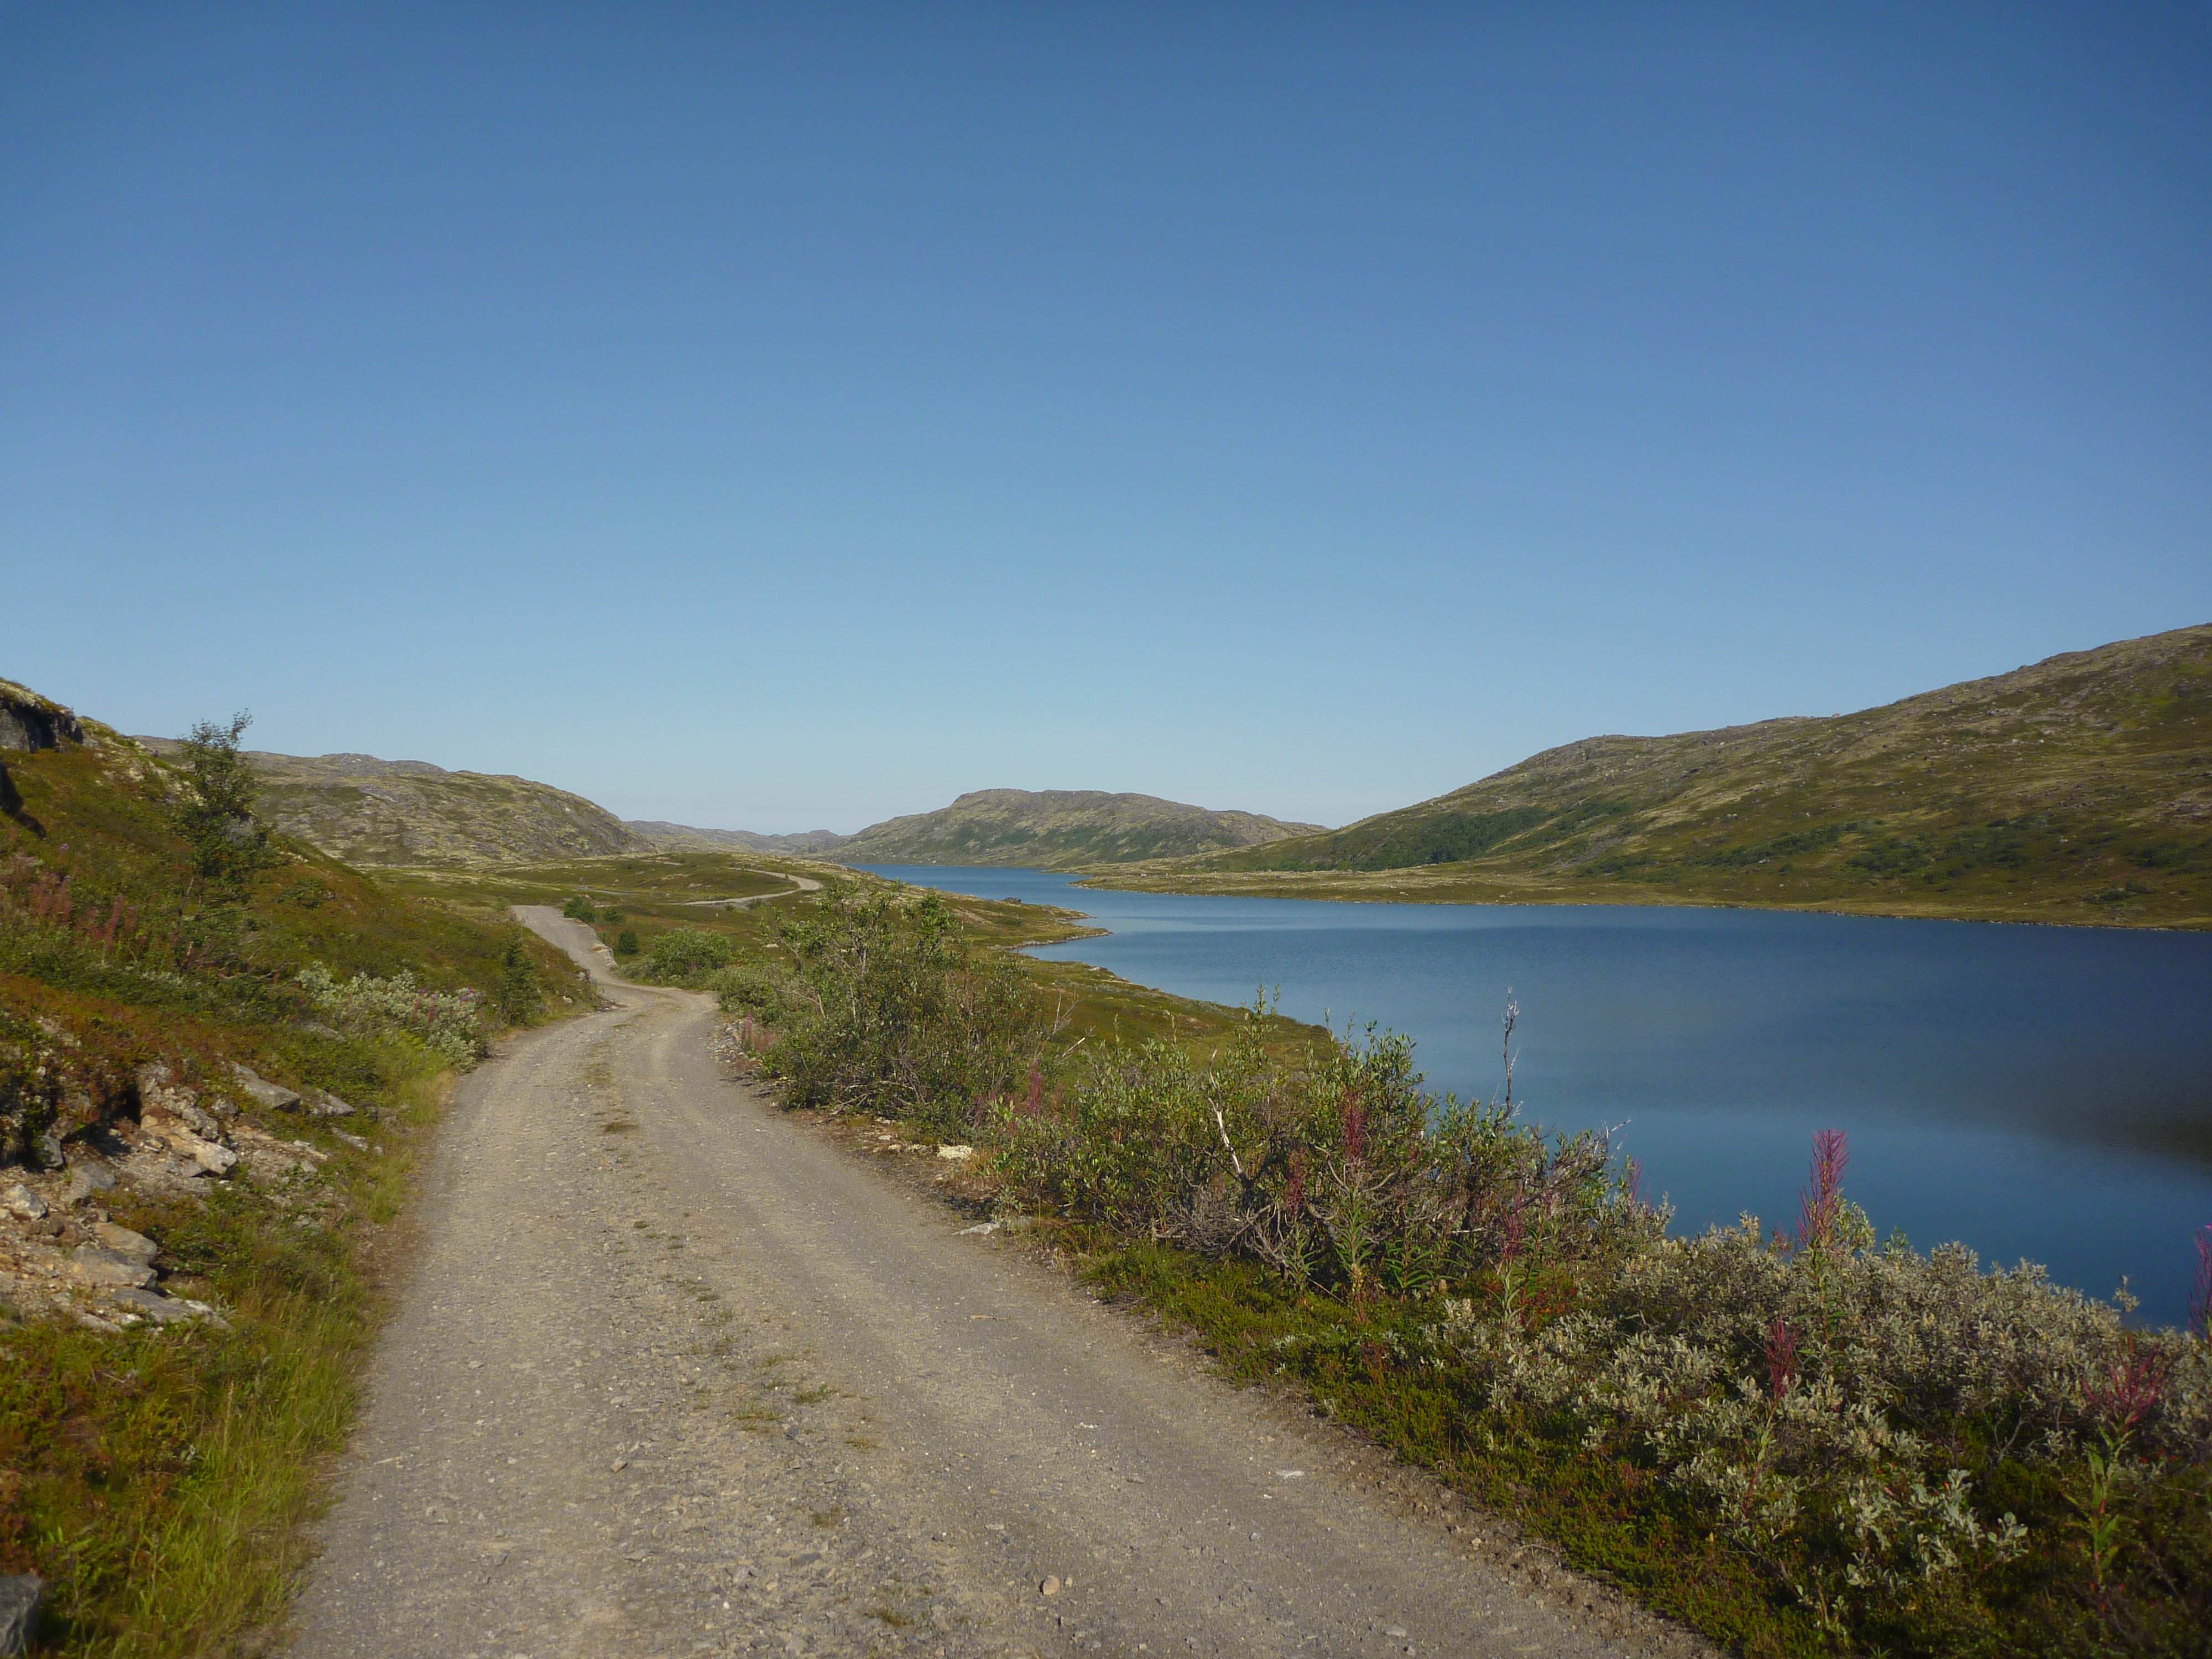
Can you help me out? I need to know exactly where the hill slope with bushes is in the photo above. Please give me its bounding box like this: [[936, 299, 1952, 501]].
[[1110, 624, 2212, 926], [4, 678, 587, 1651]]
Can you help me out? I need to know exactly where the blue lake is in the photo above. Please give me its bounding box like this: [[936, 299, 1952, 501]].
[[860, 865, 2212, 1326]]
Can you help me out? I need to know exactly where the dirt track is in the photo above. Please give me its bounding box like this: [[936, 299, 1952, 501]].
[[285, 908, 1694, 1658]]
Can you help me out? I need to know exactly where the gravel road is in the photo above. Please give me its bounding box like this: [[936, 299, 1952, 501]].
[[285, 908, 1699, 1659]]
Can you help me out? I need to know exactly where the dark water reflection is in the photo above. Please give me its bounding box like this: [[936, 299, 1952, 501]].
[[861, 866, 2212, 1326]]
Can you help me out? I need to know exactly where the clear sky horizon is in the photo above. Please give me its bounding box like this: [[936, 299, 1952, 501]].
[[5, 4, 2208, 834]]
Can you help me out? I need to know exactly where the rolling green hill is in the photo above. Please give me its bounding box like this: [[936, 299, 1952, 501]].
[[829, 789, 1323, 869], [1098, 624, 2212, 927]]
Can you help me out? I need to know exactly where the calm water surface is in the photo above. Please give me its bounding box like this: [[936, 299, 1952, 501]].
[[862, 865, 2212, 1326]]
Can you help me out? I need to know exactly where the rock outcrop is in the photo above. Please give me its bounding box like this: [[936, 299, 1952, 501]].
[[0, 680, 84, 754]]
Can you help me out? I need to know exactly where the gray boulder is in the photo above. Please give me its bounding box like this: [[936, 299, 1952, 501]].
[[92, 1222, 158, 1262], [1, 1183, 45, 1220], [108, 1286, 215, 1325], [66, 1246, 157, 1290], [0, 1574, 43, 1656], [228, 1065, 302, 1114], [64, 1162, 117, 1206]]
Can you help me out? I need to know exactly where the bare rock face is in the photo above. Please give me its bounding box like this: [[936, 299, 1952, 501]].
[[92, 1221, 158, 1262], [63, 1164, 116, 1206], [129, 1074, 238, 1178], [0, 681, 84, 752]]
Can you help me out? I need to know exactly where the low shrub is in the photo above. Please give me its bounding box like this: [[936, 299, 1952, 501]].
[[295, 964, 483, 1066], [645, 928, 734, 979], [561, 895, 598, 923], [758, 885, 1052, 1139]]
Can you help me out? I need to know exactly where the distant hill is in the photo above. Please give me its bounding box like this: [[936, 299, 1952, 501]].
[[829, 789, 1323, 869], [1107, 624, 2212, 927], [131, 743, 1311, 875], [139, 743, 647, 868], [626, 821, 851, 855]]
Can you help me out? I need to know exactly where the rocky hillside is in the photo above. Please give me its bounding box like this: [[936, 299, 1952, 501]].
[[1115, 623, 2212, 926], [830, 789, 1323, 869], [137, 742, 649, 868]]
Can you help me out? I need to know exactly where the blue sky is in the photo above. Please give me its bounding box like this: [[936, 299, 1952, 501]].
[[5, 4, 2208, 832]]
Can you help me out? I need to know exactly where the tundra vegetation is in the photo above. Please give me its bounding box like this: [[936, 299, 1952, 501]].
[[673, 878, 2212, 1658], [0, 685, 586, 1656]]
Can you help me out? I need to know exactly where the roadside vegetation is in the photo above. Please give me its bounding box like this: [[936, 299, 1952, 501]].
[[682, 877, 2212, 1658], [1, 693, 587, 1656]]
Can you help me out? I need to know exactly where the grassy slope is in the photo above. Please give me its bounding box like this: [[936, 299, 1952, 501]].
[[136, 742, 646, 869], [1098, 624, 2212, 927], [830, 788, 1323, 869], [2, 708, 589, 1655]]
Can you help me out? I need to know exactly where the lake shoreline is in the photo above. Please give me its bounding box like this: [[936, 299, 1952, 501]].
[[864, 863, 2212, 1328]]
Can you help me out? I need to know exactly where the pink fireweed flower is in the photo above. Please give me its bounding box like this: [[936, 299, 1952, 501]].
[[2191, 1223, 2212, 1344], [2088, 1345, 2168, 1434], [1497, 1203, 1526, 1267], [1796, 1129, 1849, 1253], [1764, 1316, 1798, 1399]]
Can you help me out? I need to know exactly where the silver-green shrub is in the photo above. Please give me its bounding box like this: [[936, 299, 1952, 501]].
[[296, 963, 483, 1066]]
